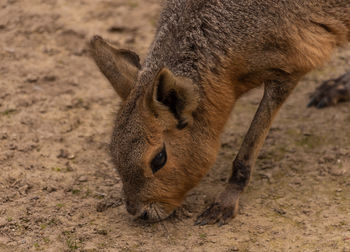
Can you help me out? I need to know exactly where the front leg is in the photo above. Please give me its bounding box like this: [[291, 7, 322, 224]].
[[196, 79, 298, 226], [308, 70, 350, 108]]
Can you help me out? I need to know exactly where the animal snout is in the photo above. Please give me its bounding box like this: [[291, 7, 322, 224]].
[[125, 199, 138, 216]]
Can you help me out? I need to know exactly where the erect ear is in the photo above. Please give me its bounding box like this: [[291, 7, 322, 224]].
[[90, 35, 141, 100], [148, 68, 199, 129]]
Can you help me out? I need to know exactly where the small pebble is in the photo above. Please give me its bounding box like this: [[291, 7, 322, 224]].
[[95, 229, 107, 235], [78, 176, 88, 183], [26, 75, 39, 83], [43, 75, 57, 82]]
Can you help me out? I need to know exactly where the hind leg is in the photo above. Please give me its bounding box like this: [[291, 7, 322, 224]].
[[308, 71, 350, 108]]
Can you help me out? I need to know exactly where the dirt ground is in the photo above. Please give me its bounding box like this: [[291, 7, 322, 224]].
[[1, 0, 350, 251]]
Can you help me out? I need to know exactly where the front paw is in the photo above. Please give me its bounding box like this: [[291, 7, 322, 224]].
[[195, 200, 239, 226]]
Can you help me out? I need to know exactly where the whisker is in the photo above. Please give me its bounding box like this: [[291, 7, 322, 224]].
[[153, 204, 169, 235]]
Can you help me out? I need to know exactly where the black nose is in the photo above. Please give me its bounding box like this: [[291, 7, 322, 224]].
[[139, 210, 149, 221], [125, 200, 137, 216]]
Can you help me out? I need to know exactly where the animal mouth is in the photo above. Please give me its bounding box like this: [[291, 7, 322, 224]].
[[136, 202, 172, 222], [139, 210, 149, 221]]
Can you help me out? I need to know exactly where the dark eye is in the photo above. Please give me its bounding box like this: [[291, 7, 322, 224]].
[[151, 145, 167, 174]]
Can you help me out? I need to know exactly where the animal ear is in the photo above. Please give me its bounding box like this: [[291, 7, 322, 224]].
[[90, 35, 141, 100], [150, 68, 199, 129]]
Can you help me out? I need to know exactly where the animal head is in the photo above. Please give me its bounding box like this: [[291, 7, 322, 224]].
[[90, 36, 218, 222]]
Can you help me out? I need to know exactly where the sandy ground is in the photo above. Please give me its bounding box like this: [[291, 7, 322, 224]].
[[1, 0, 350, 251]]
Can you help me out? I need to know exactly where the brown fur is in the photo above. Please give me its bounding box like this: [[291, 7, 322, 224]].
[[90, 0, 350, 223]]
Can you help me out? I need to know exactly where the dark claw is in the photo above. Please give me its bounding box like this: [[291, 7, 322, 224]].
[[195, 204, 214, 225], [307, 97, 318, 108], [199, 220, 208, 226], [218, 220, 226, 227], [316, 98, 328, 109]]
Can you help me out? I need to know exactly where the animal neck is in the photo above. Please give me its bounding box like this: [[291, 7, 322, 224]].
[[139, 25, 238, 140], [193, 69, 238, 141]]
